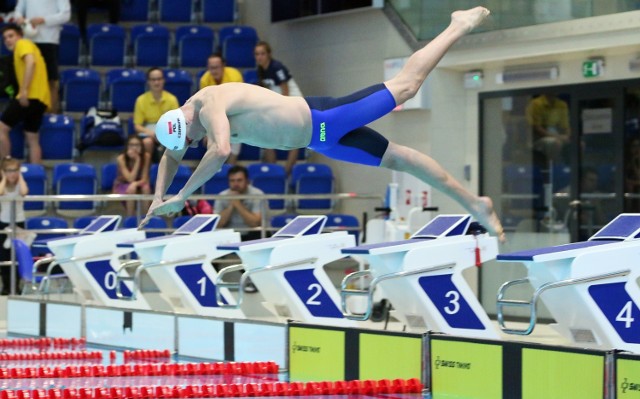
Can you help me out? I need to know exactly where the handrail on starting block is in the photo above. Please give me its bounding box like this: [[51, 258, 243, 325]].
[[497, 269, 630, 335], [215, 257, 319, 309], [115, 254, 208, 301], [340, 263, 455, 321]]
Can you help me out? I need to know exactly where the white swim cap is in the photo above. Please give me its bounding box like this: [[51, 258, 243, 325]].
[[22, 20, 38, 38], [156, 108, 187, 151]]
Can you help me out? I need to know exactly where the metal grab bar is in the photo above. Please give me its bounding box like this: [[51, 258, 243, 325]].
[[497, 269, 630, 335], [340, 263, 455, 321], [115, 255, 207, 301], [32, 256, 66, 295], [215, 257, 318, 309]]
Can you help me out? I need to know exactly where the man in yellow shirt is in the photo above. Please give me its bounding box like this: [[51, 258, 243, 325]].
[[133, 67, 180, 155], [199, 54, 243, 89], [0, 24, 50, 164]]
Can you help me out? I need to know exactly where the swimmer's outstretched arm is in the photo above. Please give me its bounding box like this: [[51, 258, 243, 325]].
[[139, 107, 232, 228]]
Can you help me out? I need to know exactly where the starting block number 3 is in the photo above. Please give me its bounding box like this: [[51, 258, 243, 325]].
[[284, 269, 343, 319], [419, 274, 486, 330], [589, 282, 640, 343]]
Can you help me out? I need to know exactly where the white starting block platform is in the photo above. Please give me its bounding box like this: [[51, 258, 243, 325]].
[[215, 215, 358, 327], [115, 215, 256, 319], [497, 213, 640, 352], [42, 216, 149, 309], [341, 215, 500, 338]]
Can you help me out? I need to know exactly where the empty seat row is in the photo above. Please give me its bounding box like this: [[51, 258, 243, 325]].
[[58, 23, 257, 69]]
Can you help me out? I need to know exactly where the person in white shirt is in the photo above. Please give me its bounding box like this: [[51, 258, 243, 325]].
[[13, 0, 71, 113]]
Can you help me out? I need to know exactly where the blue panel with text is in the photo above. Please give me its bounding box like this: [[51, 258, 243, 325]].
[[175, 264, 226, 307], [589, 282, 640, 343], [85, 260, 131, 299], [283, 269, 342, 318], [418, 274, 485, 330]]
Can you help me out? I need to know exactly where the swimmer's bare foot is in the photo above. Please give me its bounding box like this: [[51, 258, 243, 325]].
[[451, 6, 490, 33], [474, 196, 505, 243]]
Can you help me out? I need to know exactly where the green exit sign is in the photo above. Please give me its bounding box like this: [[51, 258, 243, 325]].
[[583, 59, 604, 78]]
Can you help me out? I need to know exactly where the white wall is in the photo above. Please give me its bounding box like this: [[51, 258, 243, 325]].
[[239, 2, 640, 218]]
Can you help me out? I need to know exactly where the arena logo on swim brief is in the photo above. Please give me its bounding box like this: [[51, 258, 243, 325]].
[[320, 122, 326, 142]]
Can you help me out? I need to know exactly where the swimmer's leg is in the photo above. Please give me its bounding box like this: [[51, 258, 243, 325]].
[[384, 6, 489, 105], [380, 141, 505, 242]]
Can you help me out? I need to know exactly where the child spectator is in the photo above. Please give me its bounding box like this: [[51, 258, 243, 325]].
[[113, 135, 151, 216], [0, 157, 28, 295]]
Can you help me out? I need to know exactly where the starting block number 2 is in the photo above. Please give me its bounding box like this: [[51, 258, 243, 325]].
[[589, 282, 640, 343], [284, 269, 343, 319]]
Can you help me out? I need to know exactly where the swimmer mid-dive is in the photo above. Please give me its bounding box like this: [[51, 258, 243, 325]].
[[141, 6, 505, 242]]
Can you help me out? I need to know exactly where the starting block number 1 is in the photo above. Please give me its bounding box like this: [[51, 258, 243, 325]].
[[589, 282, 640, 343]]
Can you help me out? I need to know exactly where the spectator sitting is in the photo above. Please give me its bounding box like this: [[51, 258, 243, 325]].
[[199, 53, 243, 89], [133, 67, 180, 157], [214, 165, 264, 241], [113, 135, 151, 216], [0, 23, 50, 164]]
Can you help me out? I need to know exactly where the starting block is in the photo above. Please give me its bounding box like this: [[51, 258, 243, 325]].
[[215, 215, 357, 326], [115, 215, 249, 318], [341, 215, 499, 338], [497, 213, 640, 352], [43, 216, 148, 309]]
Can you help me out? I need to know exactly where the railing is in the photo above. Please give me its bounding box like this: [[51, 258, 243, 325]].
[[387, 0, 640, 41], [0, 192, 383, 296]]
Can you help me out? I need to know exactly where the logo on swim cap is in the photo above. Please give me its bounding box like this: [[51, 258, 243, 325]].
[[156, 109, 187, 150]]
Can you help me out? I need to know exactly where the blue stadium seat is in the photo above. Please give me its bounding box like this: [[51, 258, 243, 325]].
[[100, 162, 118, 193], [60, 68, 101, 112], [158, 0, 193, 22], [201, 0, 236, 23], [223, 35, 258, 68], [52, 163, 98, 215], [248, 163, 286, 210], [242, 69, 257, 84], [291, 163, 334, 212], [59, 24, 81, 66], [163, 69, 192, 104], [123, 215, 167, 238], [324, 213, 360, 243], [218, 26, 258, 68], [87, 24, 126, 66], [237, 144, 261, 161], [106, 68, 146, 112], [503, 164, 544, 221], [150, 164, 192, 195], [39, 114, 75, 161], [25, 216, 68, 256], [120, 0, 151, 22], [14, 238, 68, 293], [203, 163, 231, 195], [175, 25, 215, 68], [275, 148, 306, 161], [8, 123, 25, 159], [21, 163, 46, 214], [131, 24, 170, 67]]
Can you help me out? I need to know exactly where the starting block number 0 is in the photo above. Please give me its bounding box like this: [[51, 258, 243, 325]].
[[589, 282, 640, 343], [85, 260, 132, 299]]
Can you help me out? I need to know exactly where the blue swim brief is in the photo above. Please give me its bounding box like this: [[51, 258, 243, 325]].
[[305, 83, 396, 166]]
